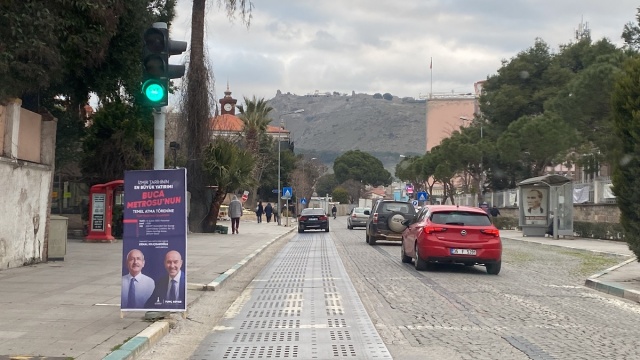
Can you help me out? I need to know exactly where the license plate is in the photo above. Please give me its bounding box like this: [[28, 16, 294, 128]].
[[451, 249, 476, 255], [309, 217, 317, 221]]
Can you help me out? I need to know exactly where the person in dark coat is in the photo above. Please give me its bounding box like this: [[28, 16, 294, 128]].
[[264, 202, 273, 223], [256, 201, 264, 223]]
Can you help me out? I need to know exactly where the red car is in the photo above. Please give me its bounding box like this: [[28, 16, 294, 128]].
[[401, 205, 502, 275]]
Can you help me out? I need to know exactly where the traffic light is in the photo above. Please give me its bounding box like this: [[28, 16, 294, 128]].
[[141, 23, 187, 107]]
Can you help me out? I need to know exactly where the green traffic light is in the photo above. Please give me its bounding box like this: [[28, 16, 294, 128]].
[[143, 81, 166, 103]]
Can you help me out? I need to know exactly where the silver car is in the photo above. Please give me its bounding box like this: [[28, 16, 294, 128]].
[[347, 207, 370, 229]]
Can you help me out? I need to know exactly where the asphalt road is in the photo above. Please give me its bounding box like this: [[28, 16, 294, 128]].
[[332, 218, 638, 360], [140, 217, 640, 360]]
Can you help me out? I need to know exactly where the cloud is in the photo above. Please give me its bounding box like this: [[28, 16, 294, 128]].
[[169, 0, 638, 106]]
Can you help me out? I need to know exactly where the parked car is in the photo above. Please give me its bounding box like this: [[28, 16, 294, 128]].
[[347, 207, 370, 229], [298, 207, 329, 233], [401, 205, 502, 274], [364, 200, 416, 245]]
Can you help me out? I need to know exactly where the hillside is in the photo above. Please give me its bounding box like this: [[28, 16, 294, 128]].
[[266, 92, 427, 168]]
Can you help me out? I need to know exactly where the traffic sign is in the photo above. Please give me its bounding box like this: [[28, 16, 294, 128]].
[[272, 189, 279, 193], [300, 198, 307, 205], [282, 187, 292, 199], [412, 200, 419, 206], [417, 191, 429, 201]]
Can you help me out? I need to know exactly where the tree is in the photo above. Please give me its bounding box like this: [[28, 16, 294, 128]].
[[622, 7, 640, 51], [339, 179, 364, 204], [611, 56, 640, 259], [182, 0, 252, 232], [334, 150, 392, 186], [238, 96, 274, 202], [81, 101, 153, 183], [201, 138, 255, 232], [315, 174, 338, 197], [332, 187, 349, 204]]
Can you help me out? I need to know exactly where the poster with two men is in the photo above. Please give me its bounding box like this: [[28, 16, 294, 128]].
[[120, 169, 187, 312]]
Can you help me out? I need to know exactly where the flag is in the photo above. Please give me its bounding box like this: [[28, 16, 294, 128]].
[[429, 57, 432, 70]]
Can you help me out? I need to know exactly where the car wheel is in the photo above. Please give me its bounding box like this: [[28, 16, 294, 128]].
[[387, 211, 409, 233], [414, 244, 427, 270], [325, 226, 330, 232], [298, 227, 304, 233], [401, 239, 412, 263], [369, 234, 377, 245], [486, 261, 501, 275], [348, 223, 352, 230], [365, 231, 370, 243]]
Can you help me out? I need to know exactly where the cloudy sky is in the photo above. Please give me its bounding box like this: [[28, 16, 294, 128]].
[[169, 0, 638, 105]]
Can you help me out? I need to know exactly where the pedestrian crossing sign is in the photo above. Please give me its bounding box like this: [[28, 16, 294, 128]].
[[417, 191, 428, 201], [282, 187, 292, 199]]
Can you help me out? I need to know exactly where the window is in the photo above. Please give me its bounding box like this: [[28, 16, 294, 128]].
[[430, 211, 491, 226]]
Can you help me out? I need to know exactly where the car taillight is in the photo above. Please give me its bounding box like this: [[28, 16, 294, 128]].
[[481, 228, 500, 237], [299, 216, 307, 221], [424, 226, 447, 234], [319, 215, 328, 220], [373, 213, 378, 224], [351, 213, 357, 218]]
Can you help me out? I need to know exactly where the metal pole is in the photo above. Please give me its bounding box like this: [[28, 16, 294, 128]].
[[277, 127, 282, 225], [153, 107, 166, 170]]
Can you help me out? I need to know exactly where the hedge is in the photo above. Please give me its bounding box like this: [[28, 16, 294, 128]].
[[491, 217, 626, 242]]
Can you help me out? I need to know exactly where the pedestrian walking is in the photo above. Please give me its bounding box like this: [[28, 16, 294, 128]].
[[264, 202, 273, 223], [255, 201, 264, 223], [489, 205, 501, 218], [228, 195, 243, 234]]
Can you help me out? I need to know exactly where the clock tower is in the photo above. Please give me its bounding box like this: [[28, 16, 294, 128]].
[[219, 82, 237, 115]]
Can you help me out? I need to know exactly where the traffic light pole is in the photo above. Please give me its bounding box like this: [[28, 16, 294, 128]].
[[153, 107, 166, 170]]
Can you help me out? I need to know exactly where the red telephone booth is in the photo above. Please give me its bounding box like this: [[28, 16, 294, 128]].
[[85, 180, 124, 242]]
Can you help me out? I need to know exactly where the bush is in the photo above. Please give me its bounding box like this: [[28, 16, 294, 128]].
[[492, 217, 519, 230], [573, 221, 626, 241]]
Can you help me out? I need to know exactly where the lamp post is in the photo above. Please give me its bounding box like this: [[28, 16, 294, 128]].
[[460, 116, 484, 201], [278, 109, 304, 225]]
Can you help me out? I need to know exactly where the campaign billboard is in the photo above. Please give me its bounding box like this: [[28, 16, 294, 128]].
[[120, 169, 187, 312]]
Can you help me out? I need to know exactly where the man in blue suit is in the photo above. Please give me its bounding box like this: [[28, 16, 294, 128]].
[[145, 250, 186, 309]]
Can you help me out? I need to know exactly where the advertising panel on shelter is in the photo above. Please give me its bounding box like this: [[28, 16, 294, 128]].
[[523, 187, 548, 225], [120, 169, 187, 312]]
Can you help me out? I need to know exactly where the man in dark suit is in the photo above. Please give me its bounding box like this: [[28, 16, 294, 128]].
[[145, 250, 186, 309]]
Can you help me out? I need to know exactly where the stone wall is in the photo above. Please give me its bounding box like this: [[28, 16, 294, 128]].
[[497, 204, 620, 224]]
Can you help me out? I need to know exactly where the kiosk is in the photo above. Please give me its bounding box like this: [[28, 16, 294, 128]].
[[518, 174, 573, 238], [85, 180, 124, 242]]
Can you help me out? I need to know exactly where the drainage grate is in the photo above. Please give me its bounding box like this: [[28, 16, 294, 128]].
[[192, 233, 392, 359]]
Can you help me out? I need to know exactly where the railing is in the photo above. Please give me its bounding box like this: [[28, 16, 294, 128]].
[[453, 177, 616, 206]]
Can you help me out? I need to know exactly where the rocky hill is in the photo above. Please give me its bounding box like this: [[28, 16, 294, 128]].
[[267, 91, 427, 168]]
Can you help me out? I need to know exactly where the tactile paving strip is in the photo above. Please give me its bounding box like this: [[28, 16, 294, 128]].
[[191, 232, 391, 359]]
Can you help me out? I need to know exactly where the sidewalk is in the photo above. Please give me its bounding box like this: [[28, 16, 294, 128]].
[[0, 219, 296, 360], [1, 224, 639, 360], [499, 229, 640, 304]]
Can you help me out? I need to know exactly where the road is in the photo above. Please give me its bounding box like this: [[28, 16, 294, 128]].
[[141, 216, 640, 360]]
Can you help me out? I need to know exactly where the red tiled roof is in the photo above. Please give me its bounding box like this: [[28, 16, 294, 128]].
[[210, 114, 288, 135]]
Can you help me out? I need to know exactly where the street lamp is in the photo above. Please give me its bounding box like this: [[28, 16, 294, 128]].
[[278, 109, 304, 225], [460, 116, 484, 201]]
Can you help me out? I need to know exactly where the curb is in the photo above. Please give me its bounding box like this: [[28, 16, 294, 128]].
[[101, 228, 296, 360], [584, 257, 640, 304]]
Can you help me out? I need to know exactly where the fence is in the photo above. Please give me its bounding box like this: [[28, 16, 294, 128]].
[[453, 177, 615, 207]]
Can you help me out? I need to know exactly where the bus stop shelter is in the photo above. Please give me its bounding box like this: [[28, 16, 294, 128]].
[[517, 174, 573, 239]]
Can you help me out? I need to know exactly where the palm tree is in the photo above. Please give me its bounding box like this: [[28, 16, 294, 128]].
[[238, 96, 274, 202], [182, 0, 252, 232], [201, 138, 255, 232]]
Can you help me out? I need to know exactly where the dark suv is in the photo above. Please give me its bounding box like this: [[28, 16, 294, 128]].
[[364, 200, 416, 245]]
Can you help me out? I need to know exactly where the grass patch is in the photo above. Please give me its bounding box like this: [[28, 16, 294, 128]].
[[503, 249, 535, 264], [559, 250, 625, 276]]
